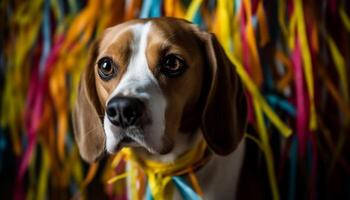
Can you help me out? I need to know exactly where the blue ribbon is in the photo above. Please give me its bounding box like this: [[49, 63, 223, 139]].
[[145, 176, 201, 200], [263, 63, 275, 90], [0, 129, 7, 171], [266, 94, 296, 117], [191, 8, 204, 27], [173, 176, 201, 200], [146, 184, 154, 200], [39, 0, 51, 77], [140, 0, 161, 18], [235, 0, 242, 13], [140, 0, 152, 18], [66, 131, 74, 152], [252, 16, 258, 28]]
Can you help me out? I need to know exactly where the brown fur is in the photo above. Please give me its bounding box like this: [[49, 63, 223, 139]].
[[95, 30, 134, 107], [146, 20, 205, 142], [199, 33, 248, 155], [73, 17, 247, 163], [72, 42, 105, 162]]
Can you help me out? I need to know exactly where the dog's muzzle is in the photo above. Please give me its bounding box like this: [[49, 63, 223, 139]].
[[106, 96, 145, 128]]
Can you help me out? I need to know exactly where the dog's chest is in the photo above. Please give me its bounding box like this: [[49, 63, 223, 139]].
[[125, 141, 245, 200]]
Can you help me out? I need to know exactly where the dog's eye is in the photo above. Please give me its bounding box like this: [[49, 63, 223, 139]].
[[159, 54, 187, 78], [97, 57, 117, 81]]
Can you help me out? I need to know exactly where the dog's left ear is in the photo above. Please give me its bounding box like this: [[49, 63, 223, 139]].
[[200, 32, 248, 156], [72, 41, 106, 163]]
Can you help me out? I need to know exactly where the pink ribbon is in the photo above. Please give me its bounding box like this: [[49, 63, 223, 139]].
[[16, 36, 65, 200], [292, 36, 309, 158]]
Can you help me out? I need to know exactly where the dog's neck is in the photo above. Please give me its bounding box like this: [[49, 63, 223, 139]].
[[125, 134, 246, 200], [195, 140, 245, 199], [131, 129, 204, 163]]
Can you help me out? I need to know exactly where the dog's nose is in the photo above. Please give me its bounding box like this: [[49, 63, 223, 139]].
[[106, 97, 144, 128]]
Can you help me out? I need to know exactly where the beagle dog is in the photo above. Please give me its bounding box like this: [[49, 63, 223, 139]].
[[73, 17, 247, 199]]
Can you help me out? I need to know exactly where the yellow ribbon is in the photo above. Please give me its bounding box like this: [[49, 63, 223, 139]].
[[185, 0, 203, 21], [295, 0, 317, 130], [109, 140, 208, 200], [326, 36, 349, 102], [226, 51, 292, 138], [213, 3, 293, 196], [339, 5, 350, 32], [253, 100, 279, 200], [37, 144, 50, 200], [244, 0, 263, 86], [213, 0, 232, 52]]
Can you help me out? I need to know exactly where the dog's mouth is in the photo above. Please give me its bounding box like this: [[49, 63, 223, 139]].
[[112, 126, 157, 153], [113, 135, 139, 151], [120, 136, 134, 144]]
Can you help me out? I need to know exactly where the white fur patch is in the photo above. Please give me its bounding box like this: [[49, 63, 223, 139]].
[[104, 22, 167, 154]]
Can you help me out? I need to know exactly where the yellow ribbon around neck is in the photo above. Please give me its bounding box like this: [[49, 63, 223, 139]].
[[109, 140, 208, 200]]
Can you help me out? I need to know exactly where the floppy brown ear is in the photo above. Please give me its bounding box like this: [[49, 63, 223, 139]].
[[200, 33, 248, 155], [72, 41, 105, 163]]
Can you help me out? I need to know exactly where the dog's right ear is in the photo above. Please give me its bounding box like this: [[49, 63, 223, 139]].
[[72, 41, 106, 163], [199, 32, 248, 156]]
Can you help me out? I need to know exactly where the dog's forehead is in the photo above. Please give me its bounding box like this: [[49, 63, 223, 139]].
[[99, 18, 196, 51], [95, 18, 203, 106]]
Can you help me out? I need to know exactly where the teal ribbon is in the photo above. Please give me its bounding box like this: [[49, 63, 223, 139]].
[[145, 176, 201, 200], [191, 7, 203, 27], [140, 0, 161, 18], [39, 0, 51, 77], [146, 184, 154, 200], [234, 0, 242, 13], [0, 129, 6, 171], [173, 176, 201, 200], [266, 94, 296, 117]]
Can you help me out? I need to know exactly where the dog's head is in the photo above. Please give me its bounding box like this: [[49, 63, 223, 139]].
[[73, 17, 247, 163]]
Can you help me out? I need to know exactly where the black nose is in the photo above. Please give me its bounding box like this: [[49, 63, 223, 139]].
[[106, 97, 144, 128]]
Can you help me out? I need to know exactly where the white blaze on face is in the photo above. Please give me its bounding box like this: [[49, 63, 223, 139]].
[[104, 22, 167, 154]]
